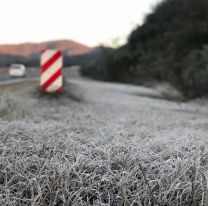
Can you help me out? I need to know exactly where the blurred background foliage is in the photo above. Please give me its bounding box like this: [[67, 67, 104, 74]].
[[81, 0, 208, 98]]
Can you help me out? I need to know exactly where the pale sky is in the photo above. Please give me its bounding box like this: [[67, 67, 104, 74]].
[[0, 0, 160, 46]]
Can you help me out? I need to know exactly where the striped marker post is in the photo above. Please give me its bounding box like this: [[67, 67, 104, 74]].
[[40, 49, 63, 93]]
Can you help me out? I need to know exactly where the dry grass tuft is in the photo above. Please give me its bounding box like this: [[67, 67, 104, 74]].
[[154, 82, 185, 101]]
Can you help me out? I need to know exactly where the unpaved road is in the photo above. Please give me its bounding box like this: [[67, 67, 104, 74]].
[[1, 77, 208, 205]]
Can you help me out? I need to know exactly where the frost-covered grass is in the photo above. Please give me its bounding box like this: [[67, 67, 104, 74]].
[[1, 80, 208, 205], [0, 93, 35, 120]]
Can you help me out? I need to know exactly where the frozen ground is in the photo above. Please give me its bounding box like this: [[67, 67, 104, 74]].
[[0, 78, 208, 205]]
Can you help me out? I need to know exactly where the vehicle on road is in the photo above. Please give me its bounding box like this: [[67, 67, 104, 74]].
[[9, 64, 26, 77]]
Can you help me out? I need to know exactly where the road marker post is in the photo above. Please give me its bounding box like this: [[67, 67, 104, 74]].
[[40, 49, 63, 93]]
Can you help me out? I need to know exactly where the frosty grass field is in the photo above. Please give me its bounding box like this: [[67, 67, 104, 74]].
[[0, 78, 208, 206]]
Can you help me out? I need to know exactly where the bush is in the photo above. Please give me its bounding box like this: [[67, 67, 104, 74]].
[[182, 45, 208, 98], [81, 0, 208, 98]]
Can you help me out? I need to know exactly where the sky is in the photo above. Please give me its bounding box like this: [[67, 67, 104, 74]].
[[0, 0, 160, 47]]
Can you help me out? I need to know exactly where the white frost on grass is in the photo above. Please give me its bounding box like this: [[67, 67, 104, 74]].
[[0, 93, 35, 120], [0, 79, 208, 205]]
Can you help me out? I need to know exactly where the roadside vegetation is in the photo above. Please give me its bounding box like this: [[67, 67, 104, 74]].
[[81, 0, 208, 99], [1, 82, 208, 205]]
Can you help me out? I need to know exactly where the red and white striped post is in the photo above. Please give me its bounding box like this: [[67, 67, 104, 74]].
[[40, 49, 63, 93]]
